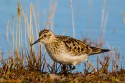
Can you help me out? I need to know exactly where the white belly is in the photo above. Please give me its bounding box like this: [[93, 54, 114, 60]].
[[49, 52, 88, 66], [45, 44, 88, 66]]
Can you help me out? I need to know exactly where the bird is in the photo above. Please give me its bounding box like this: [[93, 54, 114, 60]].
[[31, 29, 110, 70]]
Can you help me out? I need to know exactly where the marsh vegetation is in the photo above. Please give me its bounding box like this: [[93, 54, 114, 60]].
[[0, 1, 125, 82]]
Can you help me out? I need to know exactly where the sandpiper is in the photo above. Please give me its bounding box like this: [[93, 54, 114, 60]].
[[31, 29, 110, 69]]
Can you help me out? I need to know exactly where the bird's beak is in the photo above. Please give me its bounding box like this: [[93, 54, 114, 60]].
[[31, 38, 40, 46]]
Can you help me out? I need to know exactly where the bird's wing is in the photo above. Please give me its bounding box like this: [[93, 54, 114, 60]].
[[56, 35, 110, 56], [56, 35, 92, 56]]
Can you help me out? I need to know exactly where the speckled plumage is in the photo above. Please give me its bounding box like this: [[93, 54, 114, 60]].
[[31, 29, 110, 67]]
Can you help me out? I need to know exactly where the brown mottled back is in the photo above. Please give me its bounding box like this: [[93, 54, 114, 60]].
[[56, 35, 110, 56]]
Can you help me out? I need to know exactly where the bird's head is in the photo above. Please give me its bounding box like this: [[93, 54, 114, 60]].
[[31, 29, 55, 46]]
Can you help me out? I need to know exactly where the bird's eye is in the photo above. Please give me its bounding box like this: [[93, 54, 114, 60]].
[[44, 35, 46, 37]]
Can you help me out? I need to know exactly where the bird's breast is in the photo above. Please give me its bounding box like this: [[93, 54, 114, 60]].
[[45, 43, 88, 65], [45, 42, 64, 61]]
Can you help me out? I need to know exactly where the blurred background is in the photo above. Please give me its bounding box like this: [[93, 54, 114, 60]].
[[0, 0, 125, 71]]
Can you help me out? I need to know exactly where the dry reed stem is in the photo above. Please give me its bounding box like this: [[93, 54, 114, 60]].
[[122, 11, 125, 24], [45, 1, 57, 31], [98, 0, 108, 47], [32, 6, 39, 39], [0, 52, 6, 65], [6, 21, 11, 57], [30, 4, 33, 44], [18, 3, 21, 17], [70, 0, 75, 37], [11, 16, 15, 54], [16, 2, 22, 51]]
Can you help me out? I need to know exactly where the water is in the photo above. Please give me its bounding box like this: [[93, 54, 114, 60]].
[[0, 0, 125, 72]]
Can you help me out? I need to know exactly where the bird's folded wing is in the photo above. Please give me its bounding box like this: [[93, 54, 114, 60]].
[[56, 35, 93, 56]]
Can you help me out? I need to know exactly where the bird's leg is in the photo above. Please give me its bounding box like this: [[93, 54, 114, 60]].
[[69, 65, 76, 71], [62, 65, 75, 73], [72, 65, 76, 70], [61, 64, 67, 73], [61, 64, 76, 74]]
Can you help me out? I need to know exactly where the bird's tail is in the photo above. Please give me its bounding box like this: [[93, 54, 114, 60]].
[[89, 46, 110, 55]]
